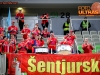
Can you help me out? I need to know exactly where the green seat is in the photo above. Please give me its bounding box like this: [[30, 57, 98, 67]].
[[92, 50, 96, 53], [78, 45, 83, 53], [95, 45, 100, 51]]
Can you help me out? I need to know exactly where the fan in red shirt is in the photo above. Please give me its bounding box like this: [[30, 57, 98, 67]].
[[15, 10, 24, 31], [60, 39, 72, 46], [47, 31, 58, 54], [8, 21, 18, 39], [37, 34, 44, 47], [0, 26, 4, 37], [82, 38, 94, 53], [2, 36, 9, 53], [18, 39, 27, 53], [25, 36, 34, 53], [0, 35, 4, 54], [9, 35, 16, 53], [64, 30, 76, 45], [21, 24, 31, 39], [40, 13, 50, 30], [31, 25, 40, 39], [42, 27, 50, 38]]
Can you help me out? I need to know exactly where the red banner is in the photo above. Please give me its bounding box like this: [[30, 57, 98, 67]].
[[7, 53, 100, 75]]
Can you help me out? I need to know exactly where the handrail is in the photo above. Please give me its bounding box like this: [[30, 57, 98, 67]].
[[71, 19, 100, 20]]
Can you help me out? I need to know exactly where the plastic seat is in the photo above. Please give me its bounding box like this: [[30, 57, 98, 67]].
[[90, 31, 97, 35], [92, 50, 96, 53], [76, 35, 83, 38], [95, 45, 100, 51], [76, 38, 83, 42], [92, 38, 100, 43], [82, 31, 89, 35], [77, 42, 83, 45], [83, 34, 91, 39], [98, 31, 100, 35], [91, 35, 99, 39], [75, 31, 81, 35]]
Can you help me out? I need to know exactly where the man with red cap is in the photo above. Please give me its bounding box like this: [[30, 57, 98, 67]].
[[47, 31, 58, 54], [40, 13, 50, 30], [8, 21, 18, 39], [15, 10, 24, 31], [82, 38, 94, 53], [42, 27, 50, 38], [21, 24, 31, 39]]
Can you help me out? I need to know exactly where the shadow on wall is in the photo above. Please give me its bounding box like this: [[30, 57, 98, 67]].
[[71, 16, 100, 31]]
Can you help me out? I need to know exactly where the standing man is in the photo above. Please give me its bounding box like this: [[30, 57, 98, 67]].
[[8, 21, 18, 39], [82, 38, 94, 53], [80, 17, 91, 31], [40, 13, 50, 30], [63, 18, 70, 35], [16, 10, 24, 31]]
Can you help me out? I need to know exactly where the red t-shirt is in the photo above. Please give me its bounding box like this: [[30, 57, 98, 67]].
[[60, 41, 72, 46], [42, 30, 50, 38], [31, 29, 40, 38], [0, 39, 4, 52], [21, 28, 30, 39], [40, 14, 49, 24], [9, 39, 16, 53], [82, 43, 94, 53], [18, 41, 27, 53], [16, 13, 24, 22], [2, 41, 9, 53], [37, 40, 44, 47], [48, 37, 57, 50], [8, 26, 18, 35]]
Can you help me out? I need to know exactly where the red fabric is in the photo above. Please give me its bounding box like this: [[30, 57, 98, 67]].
[[7, 53, 100, 75], [16, 13, 24, 22], [0, 39, 4, 52], [2, 41, 9, 53], [48, 37, 57, 50], [60, 41, 72, 46], [82, 43, 94, 53], [8, 26, 18, 35], [40, 14, 49, 24], [42, 30, 50, 38], [21, 28, 30, 39], [0, 27, 4, 34], [37, 40, 44, 47], [25, 38, 34, 52], [9, 39, 16, 53], [18, 41, 27, 53], [31, 29, 40, 38]]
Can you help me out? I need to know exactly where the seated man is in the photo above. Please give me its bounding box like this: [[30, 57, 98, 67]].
[[80, 17, 91, 31]]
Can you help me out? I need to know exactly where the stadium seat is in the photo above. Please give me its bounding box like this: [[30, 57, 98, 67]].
[[92, 38, 100, 43], [98, 31, 100, 35], [92, 50, 96, 53], [76, 38, 83, 42], [88, 38, 92, 42], [90, 31, 97, 35], [82, 31, 89, 35], [95, 45, 100, 53], [83, 34, 91, 39], [77, 42, 83, 45], [76, 35, 83, 38], [75, 31, 81, 35], [91, 34, 99, 39]]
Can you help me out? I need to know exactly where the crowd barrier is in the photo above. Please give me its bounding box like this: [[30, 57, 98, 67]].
[[0, 54, 6, 75]]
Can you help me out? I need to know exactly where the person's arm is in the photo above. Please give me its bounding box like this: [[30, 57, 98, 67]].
[[15, 13, 18, 19], [21, 13, 24, 19], [89, 44, 94, 50]]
